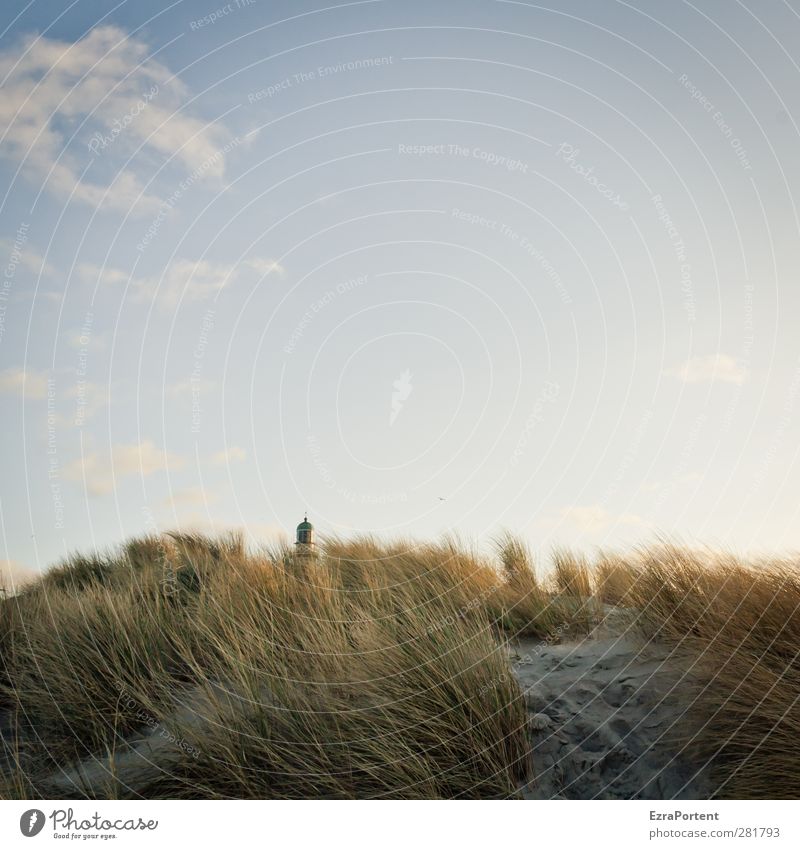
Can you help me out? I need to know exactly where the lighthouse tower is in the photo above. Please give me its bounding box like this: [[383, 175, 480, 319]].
[[296, 514, 314, 548]]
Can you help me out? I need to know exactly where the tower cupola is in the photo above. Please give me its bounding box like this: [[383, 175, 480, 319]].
[[296, 514, 314, 546]]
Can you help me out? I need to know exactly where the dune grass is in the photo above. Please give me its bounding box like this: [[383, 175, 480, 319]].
[[565, 543, 800, 799], [607, 545, 800, 799], [2, 534, 798, 799], [0, 532, 582, 799]]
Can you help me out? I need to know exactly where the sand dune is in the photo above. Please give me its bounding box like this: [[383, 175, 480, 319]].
[[512, 624, 714, 799]]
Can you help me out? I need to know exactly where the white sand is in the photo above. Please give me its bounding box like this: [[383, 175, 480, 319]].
[[511, 625, 714, 799]]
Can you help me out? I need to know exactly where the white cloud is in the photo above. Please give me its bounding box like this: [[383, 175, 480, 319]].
[[665, 354, 748, 385], [38, 291, 66, 304], [211, 446, 247, 465], [61, 380, 108, 423], [557, 505, 648, 534], [0, 367, 50, 399], [79, 256, 280, 309], [0, 368, 106, 419], [76, 263, 130, 287], [64, 440, 184, 496], [166, 378, 217, 396], [79, 258, 234, 308], [0, 239, 56, 278], [64, 329, 107, 351], [141, 259, 236, 309], [246, 258, 285, 277], [0, 26, 232, 216], [162, 487, 218, 508]]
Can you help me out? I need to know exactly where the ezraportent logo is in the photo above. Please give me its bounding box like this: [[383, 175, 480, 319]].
[[19, 810, 45, 837]]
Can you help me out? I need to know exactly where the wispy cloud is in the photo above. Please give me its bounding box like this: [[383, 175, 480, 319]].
[[162, 487, 218, 508], [79, 256, 282, 309], [556, 505, 648, 534], [79, 258, 234, 308], [167, 378, 217, 396], [140, 259, 236, 308], [64, 329, 107, 351], [0, 238, 56, 278], [246, 258, 286, 277], [61, 380, 108, 424], [0, 26, 232, 216], [76, 264, 130, 287], [665, 354, 748, 385], [211, 446, 246, 465], [63, 440, 184, 496], [0, 367, 50, 399]]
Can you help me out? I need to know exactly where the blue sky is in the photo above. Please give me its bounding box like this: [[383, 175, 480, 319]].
[[2, 0, 800, 582]]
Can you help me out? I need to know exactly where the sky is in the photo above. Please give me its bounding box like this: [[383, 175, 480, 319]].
[[1, 0, 800, 581]]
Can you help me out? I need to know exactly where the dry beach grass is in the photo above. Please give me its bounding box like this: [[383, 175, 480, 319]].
[[0, 533, 570, 799], [599, 545, 800, 799], [0, 534, 797, 799]]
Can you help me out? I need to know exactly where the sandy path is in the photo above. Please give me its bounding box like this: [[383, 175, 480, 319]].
[[510, 629, 714, 799]]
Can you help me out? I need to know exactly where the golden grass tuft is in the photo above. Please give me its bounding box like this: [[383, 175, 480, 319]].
[[597, 544, 800, 799], [593, 551, 639, 606], [550, 548, 593, 599], [1, 533, 583, 799], [3, 534, 798, 799]]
